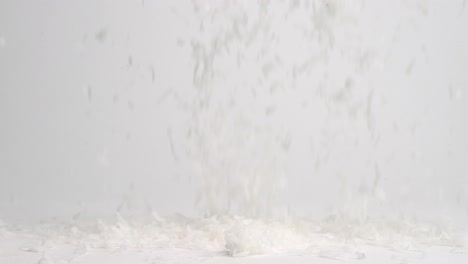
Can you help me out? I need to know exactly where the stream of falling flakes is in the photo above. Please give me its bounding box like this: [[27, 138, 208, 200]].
[[187, 0, 380, 221]]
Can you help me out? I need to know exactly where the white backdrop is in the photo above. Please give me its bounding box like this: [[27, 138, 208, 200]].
[[0, 0, 467, 226]]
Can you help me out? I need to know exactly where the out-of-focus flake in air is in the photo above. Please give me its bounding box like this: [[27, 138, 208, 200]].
[[85, 85, 93, 102], [449, 85, 463, 101], [0, 36, 6, 47], [95, 29, 108, 42]]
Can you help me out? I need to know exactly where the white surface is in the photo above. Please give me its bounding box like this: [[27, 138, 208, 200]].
[[1, 234, 468, 264], [1, 213, 467, 263]]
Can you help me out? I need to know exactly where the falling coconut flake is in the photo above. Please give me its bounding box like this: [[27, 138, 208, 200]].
[[0, 36, 6, 47], [95, 29, 108, 42]]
